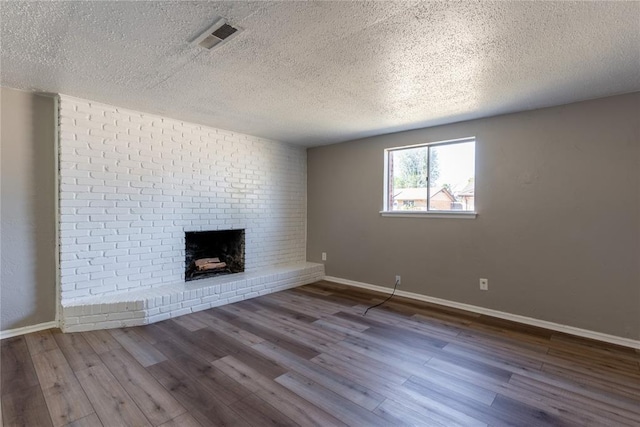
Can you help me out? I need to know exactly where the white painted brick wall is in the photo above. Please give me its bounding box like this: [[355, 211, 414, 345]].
[[58, 95, 307, 303]]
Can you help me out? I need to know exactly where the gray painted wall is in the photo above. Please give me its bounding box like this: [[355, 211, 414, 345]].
[[1, 87, 56, 330], [307, 93, 640, 340]]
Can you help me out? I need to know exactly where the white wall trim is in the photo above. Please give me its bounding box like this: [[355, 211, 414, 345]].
[[324, 276, 640, 350], [54, 94, 61, 327], [380, 211, 477, 219], [0, 321, 58, 340]]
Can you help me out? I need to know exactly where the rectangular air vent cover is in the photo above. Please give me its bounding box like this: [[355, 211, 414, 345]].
[[212, 24, 237, 40], [192, 18, 242, 50]]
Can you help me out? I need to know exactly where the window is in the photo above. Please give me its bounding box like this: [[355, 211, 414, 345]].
[[383, 137, 475, 215]]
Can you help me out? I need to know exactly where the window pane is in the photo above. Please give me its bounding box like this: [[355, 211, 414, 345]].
[[388, 147, 428, 211], [427, 141, 475, 211]]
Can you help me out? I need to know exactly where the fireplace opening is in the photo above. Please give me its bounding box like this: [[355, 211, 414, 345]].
[[185, 229, 245, 281]]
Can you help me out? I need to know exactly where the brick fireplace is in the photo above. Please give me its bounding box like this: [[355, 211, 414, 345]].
[[57, 95, 323, 331], [185, 229, 245, 281]]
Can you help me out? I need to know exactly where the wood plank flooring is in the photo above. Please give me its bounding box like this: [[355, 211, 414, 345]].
[[2, 280, 639, 426]]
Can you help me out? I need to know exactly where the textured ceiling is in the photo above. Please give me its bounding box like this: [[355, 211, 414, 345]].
[[1, 1, 639, 146]]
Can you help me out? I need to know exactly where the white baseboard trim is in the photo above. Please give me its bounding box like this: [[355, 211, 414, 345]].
[[324, 276, 640, 350], [0, 321, 59, 340]]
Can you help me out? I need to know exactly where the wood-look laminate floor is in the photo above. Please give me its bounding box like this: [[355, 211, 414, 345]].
[[2, 281, 639, 427]]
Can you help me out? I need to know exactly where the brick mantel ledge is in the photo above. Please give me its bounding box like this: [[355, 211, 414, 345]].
[[61, 262, 324, 332]]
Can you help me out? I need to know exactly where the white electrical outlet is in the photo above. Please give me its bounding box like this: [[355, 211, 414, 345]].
[[479, 278, 489, 291], [395, 275, 401, 285], [321, 252, 327, 261]]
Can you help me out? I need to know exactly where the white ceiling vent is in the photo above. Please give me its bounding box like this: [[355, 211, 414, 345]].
[[192, 18, 242, 50]]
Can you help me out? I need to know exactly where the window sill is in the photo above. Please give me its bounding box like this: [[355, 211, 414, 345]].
[[380, 211, 477, 219]]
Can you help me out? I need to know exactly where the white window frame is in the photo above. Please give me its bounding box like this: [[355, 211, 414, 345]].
[[381, 136, 477, 219]]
